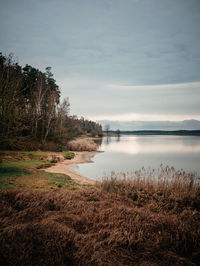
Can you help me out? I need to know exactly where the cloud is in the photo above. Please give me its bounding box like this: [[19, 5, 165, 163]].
[[58, 79, 200, 118], [0, 0, 200, 119], [107, 82, 200, 91], [89, 113, 200, 122]]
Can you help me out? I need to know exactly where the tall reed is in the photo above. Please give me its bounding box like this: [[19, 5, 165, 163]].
[[99, 165, 200, 200]]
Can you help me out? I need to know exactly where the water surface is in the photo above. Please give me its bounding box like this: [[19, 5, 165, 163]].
[[74, 135, 200, 180]]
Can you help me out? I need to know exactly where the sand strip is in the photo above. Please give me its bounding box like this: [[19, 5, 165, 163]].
[[45, 151, 98, 185]]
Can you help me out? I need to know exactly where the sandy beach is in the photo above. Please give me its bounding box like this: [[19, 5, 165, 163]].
[[45, 151, 98, 185]]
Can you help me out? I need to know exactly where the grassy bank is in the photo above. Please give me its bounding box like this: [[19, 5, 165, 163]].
[[0, 151, 86, 190], [0, 163, 200, 265]]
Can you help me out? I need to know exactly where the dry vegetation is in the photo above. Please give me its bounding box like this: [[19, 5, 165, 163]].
[[0, 166, 200, 265], [67, 138, 98, 151], [99, 165, 200, 201]]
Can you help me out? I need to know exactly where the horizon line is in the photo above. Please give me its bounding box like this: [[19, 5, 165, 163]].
[[87, 113, 200, 122]]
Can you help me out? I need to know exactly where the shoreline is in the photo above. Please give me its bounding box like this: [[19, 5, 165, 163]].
[[45, 151, 99, 185]]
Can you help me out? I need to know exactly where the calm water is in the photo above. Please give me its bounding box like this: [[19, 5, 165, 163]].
[[74, 135, 200, 180]]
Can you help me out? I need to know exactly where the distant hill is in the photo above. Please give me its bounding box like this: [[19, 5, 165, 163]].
[[107, 130, 200, 136], [98, 119, 200, 131]]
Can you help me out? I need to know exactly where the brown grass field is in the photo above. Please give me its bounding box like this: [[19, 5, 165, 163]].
[[0, 166, 200, 265]]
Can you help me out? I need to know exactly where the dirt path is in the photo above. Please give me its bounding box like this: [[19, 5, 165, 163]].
[[45, 151, 98, 185]]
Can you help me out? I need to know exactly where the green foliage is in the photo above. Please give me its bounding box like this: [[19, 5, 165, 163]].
[[64, 151, 75, 160], [90, 130, 98, 137], [48, 172, 78, 188]]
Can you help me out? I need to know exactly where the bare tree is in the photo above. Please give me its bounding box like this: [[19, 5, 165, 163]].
[[116, 129, 120, 137], [104, 124, 110, 136]]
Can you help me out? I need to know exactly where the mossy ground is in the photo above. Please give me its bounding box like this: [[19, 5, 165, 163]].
[[0, 151, 89, 190]]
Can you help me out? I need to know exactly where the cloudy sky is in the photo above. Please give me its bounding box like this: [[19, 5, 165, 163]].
[[1, 0, 200, 122]]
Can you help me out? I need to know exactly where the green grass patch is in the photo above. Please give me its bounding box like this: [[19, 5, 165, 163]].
[[0, 153, 54, 190], [0, 180, 16, 190], [63, 151, 75, 160], [1, 160, 51, 169], [0, 166, 30, 190], [0, 166, 30, 177], [0, 151, 89, 191], [47, 172, 80, 188]]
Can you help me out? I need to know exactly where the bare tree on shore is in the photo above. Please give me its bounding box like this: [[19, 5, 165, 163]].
[[104, 124, 110, 136]]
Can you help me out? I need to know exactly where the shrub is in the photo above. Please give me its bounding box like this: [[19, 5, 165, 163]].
[[90, 130, 98, 137], [67, 138, 97, 151], [64, 151, 75, 160]]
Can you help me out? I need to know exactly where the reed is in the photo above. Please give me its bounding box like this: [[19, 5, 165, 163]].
[[99, 165, 200, 201], [67, 138, 97, 151]]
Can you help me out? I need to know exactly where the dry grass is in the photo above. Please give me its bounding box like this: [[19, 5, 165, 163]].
[[99, 165, 200, 202], [0, 167, 200, 265], [67, 138, 98, 151]]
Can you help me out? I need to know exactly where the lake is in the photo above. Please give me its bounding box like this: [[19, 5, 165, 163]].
[[74, 135, 200, 180]]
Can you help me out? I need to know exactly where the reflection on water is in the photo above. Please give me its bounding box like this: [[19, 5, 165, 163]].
[[102, 135, 200, 154], [76, 135, 200, 180]]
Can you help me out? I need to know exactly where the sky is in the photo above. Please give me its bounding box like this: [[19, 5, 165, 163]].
[[0, 0, 200, 124]]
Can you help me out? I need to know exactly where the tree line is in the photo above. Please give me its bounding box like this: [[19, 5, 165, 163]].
[[0, 53, 102, 150]]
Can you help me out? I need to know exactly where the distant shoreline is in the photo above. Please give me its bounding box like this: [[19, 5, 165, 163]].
[[106, 130, 200, 136]]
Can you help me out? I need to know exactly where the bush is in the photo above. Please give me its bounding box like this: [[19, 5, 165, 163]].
[[67, 138, 97, 151], [64, 151, 75, 160], [90, 130, 98, 137]]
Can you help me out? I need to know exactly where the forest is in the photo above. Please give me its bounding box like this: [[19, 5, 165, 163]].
[[0, 53, 102, 151]]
